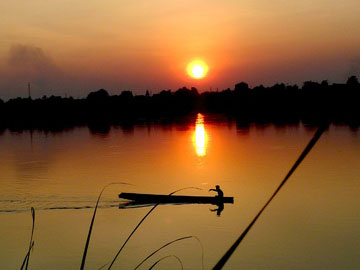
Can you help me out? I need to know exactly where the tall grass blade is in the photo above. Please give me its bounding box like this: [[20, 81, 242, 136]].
[[148, 255, 183, 270], [212, 123, 329, 270], [134, 235, 204, 270], [80, 182, 133, 270], [134, 236, 190, 269], [107, 187, 201, 269], [20, 242, 34, 270], [97, 263, 108, 270], [194, 235, 205, 270], [20, 250, 28, 270], [20, 207, 35, 270]]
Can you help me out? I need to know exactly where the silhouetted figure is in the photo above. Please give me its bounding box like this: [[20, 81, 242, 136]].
[[209, 185, 224, 198], [210, 202, 224, 216]]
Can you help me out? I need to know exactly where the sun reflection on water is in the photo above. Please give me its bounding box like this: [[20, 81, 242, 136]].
[[193, 113, 208, 157]]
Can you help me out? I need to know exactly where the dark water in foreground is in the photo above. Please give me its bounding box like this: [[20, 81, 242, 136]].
[[0, 115, 359, 269]]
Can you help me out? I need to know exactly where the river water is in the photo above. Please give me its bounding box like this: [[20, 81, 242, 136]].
[[0, 114, 359, 269]]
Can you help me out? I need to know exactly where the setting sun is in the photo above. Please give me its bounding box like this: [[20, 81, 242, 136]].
[[187, 60, 208, 79]]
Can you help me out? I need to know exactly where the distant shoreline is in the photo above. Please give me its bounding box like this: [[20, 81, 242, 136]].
[[1, 76, 359, 132]]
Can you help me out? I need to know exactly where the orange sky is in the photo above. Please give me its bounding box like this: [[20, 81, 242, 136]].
[[0, 0, 360, 99]]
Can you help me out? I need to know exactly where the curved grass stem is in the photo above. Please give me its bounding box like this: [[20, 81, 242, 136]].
[[107, 186, 201, 269], [20, 207, 35, 270], [148, 255, 183, 270], [80, 182, 133, 270]]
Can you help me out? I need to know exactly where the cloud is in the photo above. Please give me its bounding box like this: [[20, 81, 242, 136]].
[[0, 44, 67, 98], [7, 44, 55, 71], [0, 44, 111, 100], [6, 44, 61, 87]]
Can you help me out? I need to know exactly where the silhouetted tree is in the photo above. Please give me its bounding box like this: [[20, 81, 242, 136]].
[[0, 76, 359, 131], [346, 75, 359, 86], [86, 89, 109, 101], [120, 90, 133, 100], [321, 80, 329, 87], [234, 82, 249, 92]]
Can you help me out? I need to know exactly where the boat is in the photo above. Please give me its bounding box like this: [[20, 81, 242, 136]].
[[118, 192, 234, 204]]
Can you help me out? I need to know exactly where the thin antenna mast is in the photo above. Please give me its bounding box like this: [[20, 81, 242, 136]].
[[28, 82, 31, 99]]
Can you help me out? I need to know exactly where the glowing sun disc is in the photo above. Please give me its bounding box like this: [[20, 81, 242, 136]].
[[187, 60, 208, 79]]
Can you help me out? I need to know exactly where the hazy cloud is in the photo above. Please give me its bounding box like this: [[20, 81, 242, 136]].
[[0, 44, 66, 98], [6, 44, 61, 87], [0, 44, 116, 100], [7, 44, 55, 71]]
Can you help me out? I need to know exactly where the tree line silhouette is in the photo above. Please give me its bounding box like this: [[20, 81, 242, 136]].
[[0, 76, 359, 132]]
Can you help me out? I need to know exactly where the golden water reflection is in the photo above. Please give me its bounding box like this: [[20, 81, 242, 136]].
[[193, 113, 208, 156], [1, 123, 360, 269]]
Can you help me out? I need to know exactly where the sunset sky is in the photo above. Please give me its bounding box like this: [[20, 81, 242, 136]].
[[1, 0, 360, 99]]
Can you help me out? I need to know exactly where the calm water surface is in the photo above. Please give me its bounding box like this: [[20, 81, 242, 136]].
[[0, 115, 359, 269]]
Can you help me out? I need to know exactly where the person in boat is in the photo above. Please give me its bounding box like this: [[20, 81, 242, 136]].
[[209, 185, 224, 198]]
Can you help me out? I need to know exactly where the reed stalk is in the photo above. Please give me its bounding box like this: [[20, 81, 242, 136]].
[[148, 255, 183, 270], [20, 207, 35, 270], [212, 123, 329, 269], [107, 187, 201, 269], [134, 235, 204, 270], [80, 182, 133, 270]]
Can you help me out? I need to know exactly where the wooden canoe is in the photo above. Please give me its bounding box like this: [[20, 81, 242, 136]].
[[118, 192, 234, 204]]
